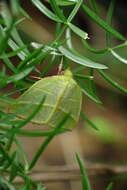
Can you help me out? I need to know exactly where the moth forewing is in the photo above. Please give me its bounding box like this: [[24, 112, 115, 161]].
[[11, 70, 82, 130]]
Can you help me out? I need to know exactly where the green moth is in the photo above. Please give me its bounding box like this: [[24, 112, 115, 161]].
[[11, 70, 82, 130]]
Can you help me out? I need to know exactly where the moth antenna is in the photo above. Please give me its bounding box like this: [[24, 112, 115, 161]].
[[58, 57, 63, 75], [30, 76, 42, 80]]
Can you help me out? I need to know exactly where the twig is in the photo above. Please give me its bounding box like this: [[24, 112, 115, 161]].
[[13, 163, 127, 184]]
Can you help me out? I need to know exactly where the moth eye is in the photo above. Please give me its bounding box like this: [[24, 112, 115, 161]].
[[11, 70, 82, 130]]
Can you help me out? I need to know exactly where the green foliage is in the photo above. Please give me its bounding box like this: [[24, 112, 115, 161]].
[[76, 153, 91, 190], [0, 0, 127, 189], [85, 116, 122, 143]]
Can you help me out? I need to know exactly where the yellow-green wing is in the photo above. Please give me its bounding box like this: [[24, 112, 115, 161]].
[[11, 71, 82, 129]]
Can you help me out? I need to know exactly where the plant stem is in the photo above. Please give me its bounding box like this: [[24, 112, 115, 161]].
[[29, 114, 70, 170]]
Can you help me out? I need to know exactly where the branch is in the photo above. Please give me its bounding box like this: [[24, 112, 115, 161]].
[[14, 163, 127, 184]]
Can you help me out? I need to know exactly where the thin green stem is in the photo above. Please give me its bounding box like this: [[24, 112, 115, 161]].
[[29, 114, 70, 170], [82, 3, 126, 41], [49, 0, 66, 22], [88, 69, 98, 96], [106, 0, 116, 47], [81, 112, 98, 130], [88, 0, 99, 14], [0, 125, 66, 137], [82, 40, 127, 55], [89, 68, 94, 89], [74, 74, 93, 80], [5, 129, 15, 151], [14, 137, 29, 171], [53, 25, 67, 43], [112, 41, 127, 50], [97, 70, 127, 94]]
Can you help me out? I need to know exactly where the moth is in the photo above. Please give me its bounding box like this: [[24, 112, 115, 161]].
[[11, 70, 82, 130]]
